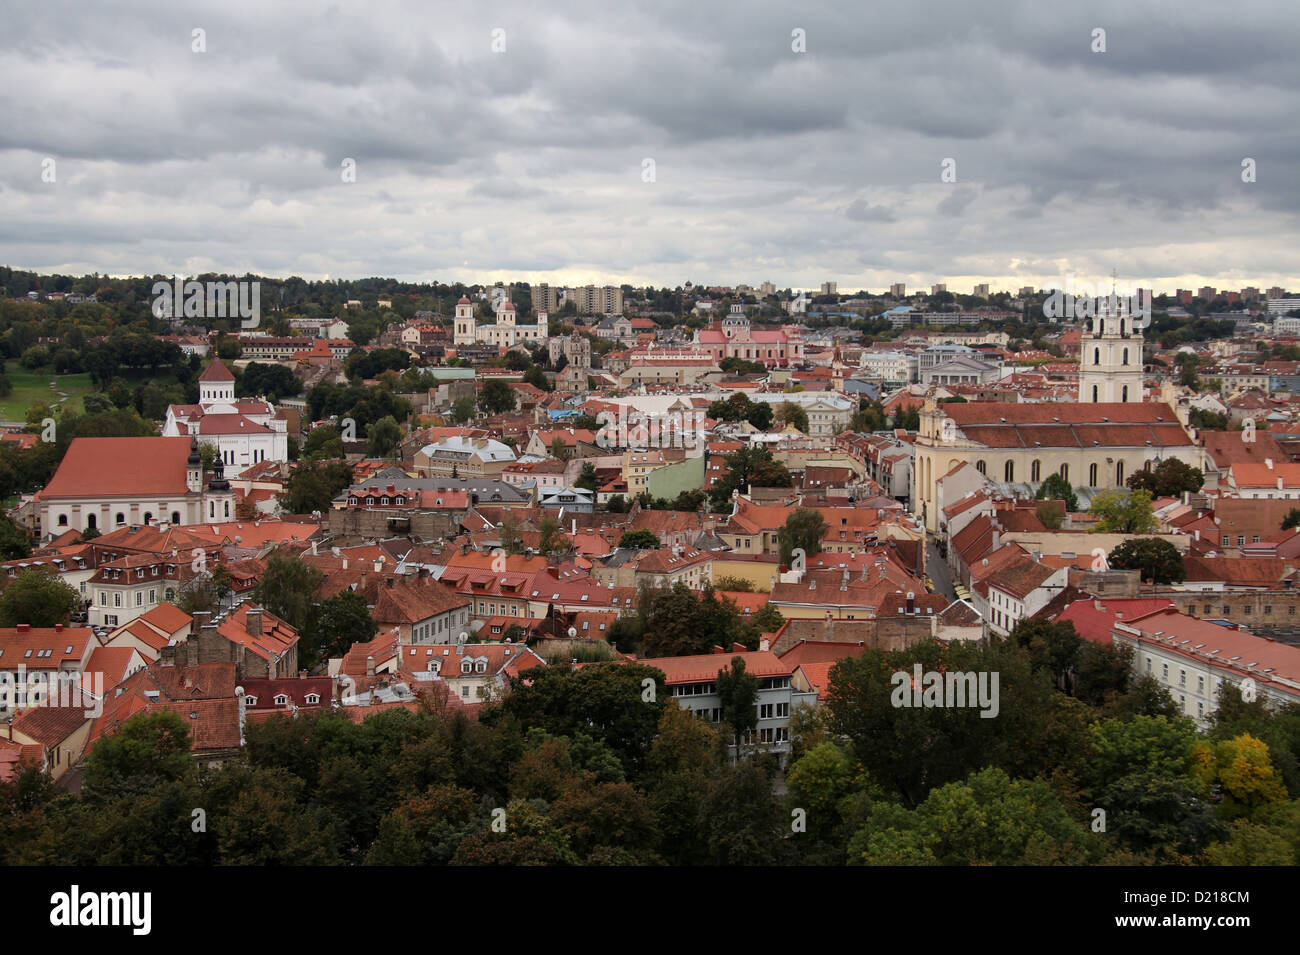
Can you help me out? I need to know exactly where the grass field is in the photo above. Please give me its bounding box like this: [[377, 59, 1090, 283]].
[[0, 362, 96, 423]]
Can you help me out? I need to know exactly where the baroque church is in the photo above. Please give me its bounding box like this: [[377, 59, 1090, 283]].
[[910, 301, 1203, 532], [452, 295, 549, 349]]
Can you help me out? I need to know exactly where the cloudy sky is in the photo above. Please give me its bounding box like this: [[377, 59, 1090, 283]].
[[1, 0, 1297, 294]]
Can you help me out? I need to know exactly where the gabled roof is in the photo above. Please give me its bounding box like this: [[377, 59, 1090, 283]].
[[36, 437, 196, 500]]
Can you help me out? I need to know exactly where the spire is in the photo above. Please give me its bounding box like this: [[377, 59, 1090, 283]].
[[208, 454, 230, 492]]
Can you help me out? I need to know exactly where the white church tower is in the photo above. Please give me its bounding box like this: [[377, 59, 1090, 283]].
[[453, 295, 476, 346], [1078, 291, 1144, 404]]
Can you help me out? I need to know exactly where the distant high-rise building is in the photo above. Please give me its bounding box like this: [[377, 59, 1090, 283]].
[[760, 281, 776, 296], [1019, 286, 1035, 297], [1269, 287, 1287, 300], [889, 283, 906, 298], [1241, 287, 1260, 301], [1177, 289, 1195, 305], [972, 283, 990, 298], [1198, 287, 1217, 301], [931, 284, 947, 295], [821, 282, 838, 296], [570, 285, 624, 316]]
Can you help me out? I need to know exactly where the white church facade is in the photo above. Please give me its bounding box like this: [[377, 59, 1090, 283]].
[[162, 360, 288, 479], [452, 295, 549, 349]]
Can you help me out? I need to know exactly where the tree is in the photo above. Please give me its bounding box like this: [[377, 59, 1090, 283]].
[[775, 401, 809, 433], [450, 396, 476, 424], [306, 591, 377, 667], [618, 530, 660, 550], [575, 462, 598, 492], [1089, 488, 1158, 534], [549, 436, 570, 461], [716, 656, 759, 756], [254, 554, 325, 633], [1284, 508, 1300, 531], [1035, 472, 1078, 511], [302, 424, 344, 460], [0, 515, 31, 560], [498, 515, 524, 555], [280, 460, 353, 514], [82, 711, 194, 798], [478, 379, 515, 415], [1108, 537, 1186, 584], [537, 515, 570, 557], [1127, 459, 1204, 497], [777, 507, 828, 566], [0, 567, 80, 627], [365, 415, 402, 458]]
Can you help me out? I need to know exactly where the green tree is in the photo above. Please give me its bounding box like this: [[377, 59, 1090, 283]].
[[450, 395, 476, 424], [498, 514, 524, 555], [365, 415, 402, 458], [775, 401, 809, 433], [478, 379, 515, 415], [82, 711, 194, 799], [777, 507, 828, 566], [1089, 488, 1158, 534], [1035, 472, 1078, 511], [1108, 537, 1186, 584], [0, 567, 80, 627], [618, 530, 661, 550], [716, 656, 759, 756], [306, 590, 377, 667], [1126, 459, 1204, 497], [1284, 508, 1300, 531], [254, 554, 325, 632], [0, 515, 32, 559]]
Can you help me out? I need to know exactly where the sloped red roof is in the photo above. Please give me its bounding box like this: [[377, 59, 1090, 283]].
[[36, 437, 194, 500]]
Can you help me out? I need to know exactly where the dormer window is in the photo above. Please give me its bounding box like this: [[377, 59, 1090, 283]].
[[475, 660, 487, 673], [274, 694, 289, 705], [244, 695, 258, 706], [304, 693, 320, 704], [461, 661, 472, 674]]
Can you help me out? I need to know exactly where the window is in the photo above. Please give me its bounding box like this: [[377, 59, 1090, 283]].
[[975, 460, 986, 476], [244, 696, 258, 706], [1204, 604, 1212, 615], [1059, 464, 1069, 482], [274, 694, 289, 706], [1094, 347, 1100, 366], [1122, 347, 1129, 365], [1089, 463, 1098, 486], [1092, 384, 1099, 402], [1162, 664, 1168, 680], [1004, 460, 1014, 482], [113, 593, 121, 608], [105, 614, 117, 626], [1122, 385, 1129, 402], [1116, 462, 1124, 486]]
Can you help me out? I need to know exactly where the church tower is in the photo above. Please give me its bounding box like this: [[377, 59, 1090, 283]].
[[453, 296, 476, 346], [204, 455, 235, 524], [1078, 292, 1144, 404]]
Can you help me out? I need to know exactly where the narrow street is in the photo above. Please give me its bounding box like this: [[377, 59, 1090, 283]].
[[926, 536, 956, 603]]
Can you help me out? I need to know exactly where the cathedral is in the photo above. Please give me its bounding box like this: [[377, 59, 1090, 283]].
[[909, 304, 1202, 532], [452, 295, 548, 349]]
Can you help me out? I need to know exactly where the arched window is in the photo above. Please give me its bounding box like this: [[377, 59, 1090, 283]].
[[143, 513, 153, 524], [1059, 464, 1069, 482], [1092, 385, 1099, 402], [1094, 347, 1100, 366], [1004, 460, 1015, 482], [57, 514, 68, 526], [1031, 459, 1041, 483], [1117, 462, 1125, 486], [1122, 385, 1129, 402], [86, 514, 97, 530], [224, 501, 230, 518], [1122, 348, 1129, 365], [1089, 463, 1098, 486], [976, 460, 987, 476], [171, 511, 181, 525], [115, 512, 125, 526]]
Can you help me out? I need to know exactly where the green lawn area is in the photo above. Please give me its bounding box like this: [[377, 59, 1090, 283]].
[[0, 362, 96, 423]]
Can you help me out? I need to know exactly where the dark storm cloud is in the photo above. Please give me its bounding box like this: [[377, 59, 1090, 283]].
[[0, 0, 1295, 290]]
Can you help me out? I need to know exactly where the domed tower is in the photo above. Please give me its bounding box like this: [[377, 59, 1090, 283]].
[[1078, 290, 1144, 404], [204, 454, 235, 524]]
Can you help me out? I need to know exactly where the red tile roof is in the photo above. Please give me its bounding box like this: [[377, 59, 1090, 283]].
[[36, 437, 195, 500]]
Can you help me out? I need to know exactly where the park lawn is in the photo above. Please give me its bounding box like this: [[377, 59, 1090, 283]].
[[0, 361, 96, 422]]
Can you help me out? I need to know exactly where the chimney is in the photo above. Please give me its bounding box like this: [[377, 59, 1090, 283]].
[[16, 623, 29, 633], [823, 610, 834, 641], [374, 560, 383, 573], [365, 655, 375, 676], [759, 637, 770, 652], [55, 623, 63, 632], [1267, 458, 1274, 470], [246, 609, 262, 636], [342, 557, 348, 570]]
